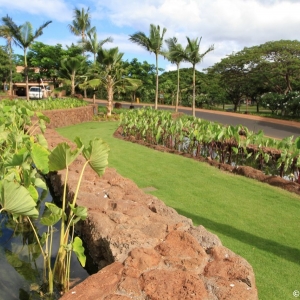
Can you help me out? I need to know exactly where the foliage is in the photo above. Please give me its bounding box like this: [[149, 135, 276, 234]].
[[129, 24, 167, 109], [0, 100, 110, 296], [81, 47, 142, 116], [1, 97, 88, 111], [0, 46, 11, 89], [68, 7, 95, 43], [58, 56, 89, 95], [1, 15, 52, 100], [57, 120, 300, 300], [119, 108, 300, 179], [207, 40, 300, 113]]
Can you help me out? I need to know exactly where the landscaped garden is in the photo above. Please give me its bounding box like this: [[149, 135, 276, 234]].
[[57, 119, 300, 300], [1, 6, 300, 298]]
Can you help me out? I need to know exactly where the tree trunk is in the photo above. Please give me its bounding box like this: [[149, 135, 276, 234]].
[[192, 65, 196, 117], [106, 76, 113, 116], [176, 63, 180, 112], [155, 53, 159, 110], [71, 72, 75, 95]]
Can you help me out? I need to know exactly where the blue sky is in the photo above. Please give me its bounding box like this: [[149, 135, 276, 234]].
[[0, 0, 300, 72]]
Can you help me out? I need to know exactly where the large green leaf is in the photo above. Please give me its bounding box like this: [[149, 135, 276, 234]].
[[0, 180, 38, 218], [4, 147, 28, 167], [36, 112, 50, 124], [75, 138, 109, 177], [36, 134, 48, 149], [34, 177, 47, 190], [48, 142, 83, 171], [40, 202, 63, 226], [31, 142, 49, 174], [69, 203, 87, 225], [72, 237, 86, 267]]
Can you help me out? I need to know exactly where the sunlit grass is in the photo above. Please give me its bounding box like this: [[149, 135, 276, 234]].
[[57, 121, 300, 300]]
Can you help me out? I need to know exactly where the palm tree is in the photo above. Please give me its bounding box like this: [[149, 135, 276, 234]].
[[59, 56, 87, 96], [184, 37, 214, 117], [82, 31, 112, 103], [0, 24, 16, 97], [129, 24, 167, 110], [82, 31, 113, 63], [81, 47, 142, 116], [2, 15, 52, 100], [68, 7, 95, 98], [164, 37, 185, 112], [68, 7, 95, 44]]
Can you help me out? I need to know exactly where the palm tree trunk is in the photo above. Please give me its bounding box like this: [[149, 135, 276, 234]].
[[9, 46, 13, 97], [155, 53, 159, 110], [176, 63, 180, 112], [71, 72, 75, 95], [24, 49, 29, 101], [192, 65, 196, 117], [107, 75, 113, 116]]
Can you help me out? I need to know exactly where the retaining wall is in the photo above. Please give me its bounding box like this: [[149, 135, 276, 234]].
[[39, 104, 98, 129]]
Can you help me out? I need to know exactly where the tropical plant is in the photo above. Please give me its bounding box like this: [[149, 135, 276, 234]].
[[82, 31, 112, 63], [0, 100, 110, 296], [0, 24, 16, 96], [119, 108, 300, 179], [163, 37, 185, 112], [68, 7, 95, 44], [1, 15, 52, 100], [81, 47, 142, 116], [182, 37, 214, 117], [129, 24, 167, 110], [58, 56, 88, 95]]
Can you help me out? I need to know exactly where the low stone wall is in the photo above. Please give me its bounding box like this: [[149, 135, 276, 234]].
[[39, 104, 97, 129], [43, 128, 258, 300]]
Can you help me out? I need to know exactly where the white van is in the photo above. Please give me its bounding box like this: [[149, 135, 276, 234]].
[[29, 86, 44, 99]]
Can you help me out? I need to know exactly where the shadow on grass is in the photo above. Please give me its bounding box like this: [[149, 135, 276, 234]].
[[175, 208, 300, 265]]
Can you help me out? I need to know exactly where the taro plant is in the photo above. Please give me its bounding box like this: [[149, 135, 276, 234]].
[[0, 101, 110, 297], [119, 108, 300, 179]]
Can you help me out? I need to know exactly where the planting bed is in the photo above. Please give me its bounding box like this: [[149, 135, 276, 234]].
[[113, 126, 300, 196]]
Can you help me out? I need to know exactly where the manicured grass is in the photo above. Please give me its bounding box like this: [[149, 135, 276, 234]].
[[57, 121, 300, 300]]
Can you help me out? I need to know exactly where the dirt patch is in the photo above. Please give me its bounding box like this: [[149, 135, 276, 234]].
[[141, 186, 157, 192]]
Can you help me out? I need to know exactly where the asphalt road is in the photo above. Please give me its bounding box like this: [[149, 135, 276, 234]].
[[97, 101, 300, 140]]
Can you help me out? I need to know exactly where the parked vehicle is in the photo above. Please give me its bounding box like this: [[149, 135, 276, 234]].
[[29, 86, 44, 99]]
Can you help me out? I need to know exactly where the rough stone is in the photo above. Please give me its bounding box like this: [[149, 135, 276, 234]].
[[43, 129, 258, 300]]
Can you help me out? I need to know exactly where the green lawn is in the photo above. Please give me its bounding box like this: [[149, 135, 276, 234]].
[[57, 121, 300, 300]]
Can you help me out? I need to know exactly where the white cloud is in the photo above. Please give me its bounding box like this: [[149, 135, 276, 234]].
[[1, 0, 300, 70], [94, 0, 300, 46], [0, 0, 72, 22]]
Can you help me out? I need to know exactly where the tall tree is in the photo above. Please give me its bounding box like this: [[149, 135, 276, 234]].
[[68, 7, 95, 98], [68, 7, 95, 44], [82, 31, 112, 63], [164, 37, 185, 112], [0, 46, 10, 91], [81, 31, 112, 103], [129, 24, 167, 109], [1, 15, 52, 100], [58, 55, 88, 96], [82, 47, 142, 116], [183, 37, 214, 117], [123, 58, 156, 103], [0, 24, 16, 96]]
